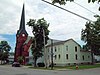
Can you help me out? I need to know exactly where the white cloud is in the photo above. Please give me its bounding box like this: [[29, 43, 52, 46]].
[[0, 0, 23, 34], [0, 0, 100, 45]]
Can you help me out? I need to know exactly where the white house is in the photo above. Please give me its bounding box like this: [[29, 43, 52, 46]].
[[46, 39, 92, 66], [94, 55, 100, 62], [28, 38, 92, 66]]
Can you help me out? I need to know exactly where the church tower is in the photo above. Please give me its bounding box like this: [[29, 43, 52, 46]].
[[14, 4, 28, 62]]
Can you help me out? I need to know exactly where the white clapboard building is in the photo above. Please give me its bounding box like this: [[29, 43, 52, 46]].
[[28, 38, 92, 66], [45, 38, 91, 66]]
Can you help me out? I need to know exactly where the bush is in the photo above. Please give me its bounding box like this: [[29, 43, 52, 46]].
[[17, 56, 23, 64], [25, 63, 32, 66], [49, 63, 56, 67], [37, 63, 45, 67]]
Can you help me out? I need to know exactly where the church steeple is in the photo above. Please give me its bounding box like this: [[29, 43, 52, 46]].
[[17, 4, 28, 36], [20, 4, 25, 30], [14, 3, 32, 64]]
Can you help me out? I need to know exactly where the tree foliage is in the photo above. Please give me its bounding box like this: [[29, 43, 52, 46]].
[[81, 15, 100, 64], [52, 0, 100, 10], [52, 0, 100, 5], [52, 0, 74, 5], [27, 18, 49, 67], [81, 15, 100, 55], [0, 41, 11, 64], [17, 56, 24, 64]]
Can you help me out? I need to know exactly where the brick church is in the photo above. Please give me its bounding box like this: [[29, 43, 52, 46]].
[[14, 4, 33, 64]]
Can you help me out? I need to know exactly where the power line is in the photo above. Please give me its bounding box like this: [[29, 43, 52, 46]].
[[42, 0, 93, 22], [73, 2, 97, 15]]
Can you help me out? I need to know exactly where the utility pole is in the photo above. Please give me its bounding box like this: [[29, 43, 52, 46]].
[[51, 39, 53, 69], [43, 29, 47, 68]]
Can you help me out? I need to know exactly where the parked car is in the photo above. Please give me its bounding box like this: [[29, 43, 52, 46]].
[[12, 62, 20, 67]]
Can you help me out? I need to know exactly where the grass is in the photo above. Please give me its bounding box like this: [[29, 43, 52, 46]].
[[28, 63, 100, 70], [75, 64, 100, 69], [55, 63, 100, 70], [29, 66, 54, 70]]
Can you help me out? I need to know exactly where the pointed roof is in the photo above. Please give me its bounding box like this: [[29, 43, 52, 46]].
[[46, 38, 81, 47], [17, 4, 28, 35], [19, 4, 25, 30]]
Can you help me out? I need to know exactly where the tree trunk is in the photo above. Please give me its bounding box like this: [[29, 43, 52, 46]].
[[34, 57, 37, 67], [91, 45, 95, 65], [1, 60, 2, 65], [91, 51, 94, 65]]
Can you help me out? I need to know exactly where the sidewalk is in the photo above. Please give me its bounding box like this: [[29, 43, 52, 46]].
[[21, 65, 72, 71], [0, 65, 72, 71]]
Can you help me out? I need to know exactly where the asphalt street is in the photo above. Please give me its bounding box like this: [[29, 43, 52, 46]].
[[0, 65, 100, 75]]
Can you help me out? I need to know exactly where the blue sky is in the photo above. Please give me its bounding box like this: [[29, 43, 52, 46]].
[[0, 34, 16, 52], [0, 0, 100, 52]]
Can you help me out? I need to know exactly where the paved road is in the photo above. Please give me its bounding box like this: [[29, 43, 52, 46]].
[[0, 65, 100, 75]]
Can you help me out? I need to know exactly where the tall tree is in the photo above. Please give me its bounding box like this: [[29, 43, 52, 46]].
[[0, 41, 11, 64], [93, 15, 100, 55], [81, 15, 100, 64], [81, 22, 94, 64], [27, 18, 49, 67]]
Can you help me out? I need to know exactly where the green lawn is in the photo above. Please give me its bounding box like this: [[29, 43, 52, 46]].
[[55, 63, 100, 70], [29, 67, 53, 70], [28, 63, 100, 70]]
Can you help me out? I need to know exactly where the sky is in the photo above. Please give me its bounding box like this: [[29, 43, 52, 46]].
[[0, 0, 100, 52]]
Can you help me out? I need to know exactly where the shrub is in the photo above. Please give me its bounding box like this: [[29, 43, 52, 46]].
[[37, 63, 45, 67], [25, 63, 32, 66]]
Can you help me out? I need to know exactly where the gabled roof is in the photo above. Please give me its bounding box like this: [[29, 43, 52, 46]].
[[64, 38, 81, 47], [46, 38, 81, 47], [46, 38, 62, 46], [49, 38, 62, 43], [24, 36, 33, 45]]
